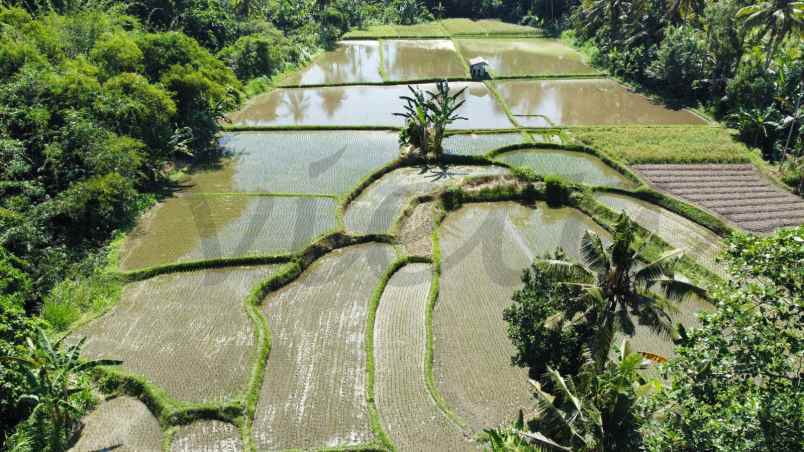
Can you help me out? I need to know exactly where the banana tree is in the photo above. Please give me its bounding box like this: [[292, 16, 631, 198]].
[[426, 80, 467, 159], [1, 328, 121, 450]]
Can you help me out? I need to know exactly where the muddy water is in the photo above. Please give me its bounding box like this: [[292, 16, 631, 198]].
[[443, 132, 526, 156], [119, 196, 337, 270], [457, 38, 597, 76], [495, 148, 635, 188], [229, 82, 514, 129], [594, 192, 725, 274], [284, 41, 383, 85], [184, 131, 399, 195], [495, 79, 707, 126], [382, 39, 466, 80], [434, 202, 608, 430]]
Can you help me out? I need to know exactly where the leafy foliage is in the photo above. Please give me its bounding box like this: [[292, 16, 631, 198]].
[[642, 227, 804, 451], [395, 80, 467, 160]]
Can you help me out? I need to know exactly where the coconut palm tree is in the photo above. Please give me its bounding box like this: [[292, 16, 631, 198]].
[[540, 214, 706, 366], [485, 341, 658, 451], [737, 0, 804, 68], [1, 328, 121, 450]]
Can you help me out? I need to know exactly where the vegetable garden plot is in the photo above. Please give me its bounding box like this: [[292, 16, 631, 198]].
[[494, 79, 707, 127], [345, 165, 509, 235], [227, 82, 514, 129], [69, 397, 161, 452], [594, 193, 726, 274], [495, 148, 635, 188], [282, 41, 383, 86], [185, 131, 399, 196], [633, 164, 804, 233], [375, 264, 471, 451], [253, 243, 395, 451], [381, 40, 467, 81], [76, 266, 278, 402], [172, 421, 243, 452], [443, 132, 526, 156], [456, 38, 597, 76], [434, 202, 609, 430], [119, 195, 336, 271]]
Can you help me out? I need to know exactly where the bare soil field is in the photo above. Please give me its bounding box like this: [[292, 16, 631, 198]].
[[69, 397, 161, 452], [375, 264, 472, 451], [76, 267, 278, 402], [171, 421, 243, 452], [633, 164, 804, 233], [119, 196, 337, 270], [253, 243, 395, 451], [434, 202, 608, 431], [345, 165, 509, 235]]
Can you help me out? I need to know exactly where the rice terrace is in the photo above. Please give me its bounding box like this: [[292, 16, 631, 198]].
[[2, 5, 802, 452]]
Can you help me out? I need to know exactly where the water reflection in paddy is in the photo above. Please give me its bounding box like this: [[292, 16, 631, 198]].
[[495, 79, 707, 126], [495, 148, 635, 188], [283, 41, 383, 85], [456, 38, 597, 76], [381, 39, 467, 80], [229, 82, 514, 129]]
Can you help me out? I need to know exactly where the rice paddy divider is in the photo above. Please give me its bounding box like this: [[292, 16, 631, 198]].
[[448, 35, 472, 78], [365, 257, 430, 452], [118, 254, 296, 282], [482, 80, 522, 129], [423, 207, 469, 431], [378, 39, 389, 82], [186, 191, 338, 199]]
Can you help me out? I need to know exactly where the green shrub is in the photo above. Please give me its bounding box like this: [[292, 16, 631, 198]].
[[218, 29, 290, 81], [647, 25, 707, 96], [41, 298, 80, 331], [441, 187, 464, 211], [544, 175, 570, 207]]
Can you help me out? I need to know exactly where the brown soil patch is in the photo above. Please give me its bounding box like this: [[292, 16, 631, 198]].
[[399, 202, 438, 257], [634, 164, 804, 233]]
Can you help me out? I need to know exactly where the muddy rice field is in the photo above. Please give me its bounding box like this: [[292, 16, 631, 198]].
[[70, 18, 801, 452]]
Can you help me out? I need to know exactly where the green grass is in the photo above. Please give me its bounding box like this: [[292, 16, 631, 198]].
[[571, 126, 752, 164]]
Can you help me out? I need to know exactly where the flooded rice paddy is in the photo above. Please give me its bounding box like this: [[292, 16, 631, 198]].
[[594, 192, 725, 274], [434, 202, 609, 430], [72, 24, 736, 450], [283, 41, 383, 85], [185, 131, 399, 195], [254, 243, 394, 450], [382, 39, 467, 80], [228, 82, 514, 129], [375, 264, 470, 451], [345, 165, 509, 235], [76, 266, 279, 402], [496, 79, 708, 126], [443, 132, 527, 156], [457, 38, 597, 76], [119, 195, 336, 270], [495, 148, 636, 188], [69, 397, 162, 452]]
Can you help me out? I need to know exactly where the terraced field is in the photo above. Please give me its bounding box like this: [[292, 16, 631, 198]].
[[76, 266, 279, 402], [71, 18, 801, 452], [70, 397, 162, 452], [171, 421, 243, 452], [495, 148, 635, 188], [345, 165, 509, 234], [375, 264, 470, 451], [594, 192, 725, 274], [634, 164, 804, 233], [119, 195, 337, 270], [253, 243, 395, 450], [434, 202, 609, 430], [186, 131, 399, 195]]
